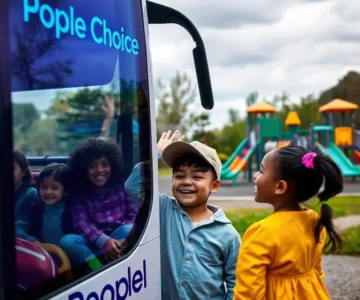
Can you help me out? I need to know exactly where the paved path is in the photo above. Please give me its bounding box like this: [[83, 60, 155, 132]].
[[323, 255, 360, 300], [334, 214, 360, 231]]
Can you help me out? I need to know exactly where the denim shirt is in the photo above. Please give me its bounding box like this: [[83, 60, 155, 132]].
[[125, 153, 241, 300]]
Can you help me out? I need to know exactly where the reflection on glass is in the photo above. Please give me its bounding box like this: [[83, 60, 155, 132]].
[[10, 0, 152, 297]]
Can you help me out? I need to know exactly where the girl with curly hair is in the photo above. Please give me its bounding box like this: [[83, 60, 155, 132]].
[[60, 138, 139, 271]]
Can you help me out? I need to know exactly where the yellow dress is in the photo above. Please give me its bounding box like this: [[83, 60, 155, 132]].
[[233, 209, 330, 300]]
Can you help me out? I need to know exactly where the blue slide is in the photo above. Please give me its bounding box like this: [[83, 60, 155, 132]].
[[317, 142, 360, 177]]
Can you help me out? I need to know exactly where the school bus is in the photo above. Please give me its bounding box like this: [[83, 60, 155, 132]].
[[0, 0, 213, 299]]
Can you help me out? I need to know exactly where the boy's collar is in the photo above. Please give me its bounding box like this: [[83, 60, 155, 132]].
[[173, 200, 231, 224], [208, 205, 232, 224]]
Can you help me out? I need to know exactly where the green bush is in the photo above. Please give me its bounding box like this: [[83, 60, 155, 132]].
[[218, 152, 230, 163]]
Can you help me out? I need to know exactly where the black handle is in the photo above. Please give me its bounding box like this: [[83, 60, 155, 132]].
[[146, 1, 214, 110]]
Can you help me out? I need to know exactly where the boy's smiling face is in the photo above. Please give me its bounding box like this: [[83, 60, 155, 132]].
[[172, 163, 220, 208]]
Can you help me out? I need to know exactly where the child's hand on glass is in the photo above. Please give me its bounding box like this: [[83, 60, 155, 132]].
[[157, 130, 185, 153], [102, 238, 122, 262]]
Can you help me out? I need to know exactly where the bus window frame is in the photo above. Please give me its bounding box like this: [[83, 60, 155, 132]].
[[0, 0, 156, 298], [0, 0, 17, 298]]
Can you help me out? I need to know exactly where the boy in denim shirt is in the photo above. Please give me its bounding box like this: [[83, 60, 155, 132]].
[[125, 130, 240, 300]]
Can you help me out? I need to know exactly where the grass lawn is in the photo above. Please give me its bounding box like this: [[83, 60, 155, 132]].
[[338, 226, 360, 256], [158, 168, 172, 176], [226, 196, 360, 255]]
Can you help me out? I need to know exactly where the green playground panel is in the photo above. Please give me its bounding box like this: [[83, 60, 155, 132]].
[[260, 118, 283, 138]]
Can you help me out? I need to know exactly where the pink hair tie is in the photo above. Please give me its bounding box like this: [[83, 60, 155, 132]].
[[302, 152, 316, 169]]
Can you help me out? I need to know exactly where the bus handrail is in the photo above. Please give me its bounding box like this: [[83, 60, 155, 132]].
[[146, 1, 214, 110]]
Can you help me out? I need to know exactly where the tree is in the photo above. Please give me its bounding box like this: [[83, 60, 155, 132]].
[[11, 0, 74, 90], [246, 92, 258, 107], [13, 103, 40, 134], [156, 71, 197, 134], [318, 71, 360, 127], [228, 108, 241, 124], [190, 113, 211, 142], [291, 95, 321, 129], [218, 120, 247, 156], [26, 119, 57, 155], [272, 91, 290, 111]]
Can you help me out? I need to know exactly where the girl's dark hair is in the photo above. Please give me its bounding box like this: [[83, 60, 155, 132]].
[[276, 146, 344, 253], [172, 153, 217, 181], [13, 150, 32, 185], [39, 163, 69, 187], [67, 138, 123, 192]]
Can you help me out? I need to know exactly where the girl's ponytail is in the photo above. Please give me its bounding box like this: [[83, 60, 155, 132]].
[[314, 154, 344, 253]]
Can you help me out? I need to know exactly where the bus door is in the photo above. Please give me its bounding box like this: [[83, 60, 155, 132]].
[[0, 0, 214, 299], [1, 0, 158, 298]]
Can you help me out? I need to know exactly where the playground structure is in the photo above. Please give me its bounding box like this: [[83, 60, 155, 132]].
[[220, 102, 304, 185], [310, 98, 360, 177], [221, 98, 360, 185]]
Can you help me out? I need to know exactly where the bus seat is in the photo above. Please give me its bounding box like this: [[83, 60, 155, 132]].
[[38, 243, 72, 280], [31, 171, 40, 188]]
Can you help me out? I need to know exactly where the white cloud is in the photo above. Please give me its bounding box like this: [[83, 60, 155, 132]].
[[149, 0, 360, 129]]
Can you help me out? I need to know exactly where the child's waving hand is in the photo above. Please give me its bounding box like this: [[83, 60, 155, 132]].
[[157, 130, 185, 153]]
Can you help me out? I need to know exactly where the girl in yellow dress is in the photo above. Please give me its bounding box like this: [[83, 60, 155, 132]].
[[233, 146, 343, 300]]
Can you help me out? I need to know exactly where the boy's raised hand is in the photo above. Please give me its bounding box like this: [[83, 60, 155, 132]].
[[157, 130, 186, 153]]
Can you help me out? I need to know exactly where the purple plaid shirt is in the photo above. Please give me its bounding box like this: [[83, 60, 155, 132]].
[[72, 184, 139, 248]]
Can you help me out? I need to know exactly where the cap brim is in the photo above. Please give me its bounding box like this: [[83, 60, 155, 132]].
[[162, 141, 208, 169]]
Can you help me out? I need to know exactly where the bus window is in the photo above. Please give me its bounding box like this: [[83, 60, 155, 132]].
[[9, 0, 152, 298]]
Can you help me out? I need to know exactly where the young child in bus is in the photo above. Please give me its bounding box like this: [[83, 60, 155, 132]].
[[15, 163, 73, 246], [125, 130, 241, 300], [59, 138, 139, 271], [14, 150, 39, 223], [233, 146, 343, 300]]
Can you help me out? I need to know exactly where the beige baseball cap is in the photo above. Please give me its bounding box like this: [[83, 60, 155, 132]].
[[162, 141, 222, 179]]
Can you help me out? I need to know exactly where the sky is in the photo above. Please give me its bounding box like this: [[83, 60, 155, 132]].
[[149, 0, 360, 129]]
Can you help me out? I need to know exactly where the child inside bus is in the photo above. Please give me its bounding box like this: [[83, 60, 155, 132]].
[[14, 150, 39, 223], [60, 138, 139, 271], [15, 163, 73, 246], [125, 130, 241, 300], [233, 146, 343, 299]]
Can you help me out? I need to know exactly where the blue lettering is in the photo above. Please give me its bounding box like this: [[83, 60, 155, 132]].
[[70, 6, 75, 35], [132, 271, 142, 293], [116, 277, 129, 300], [131, 39, 139, 56], [125, 36, 132, 54], [91, 17, 103, 44], [23, 0, 139, 55], [23, 0, 39, 22], [86, 292, 99, 300], [55, 9, 69, 39], [121, 28, 125, 52], [127, 267, 132, 297], [143, 259, 147, 288], [69, 291, 83, 300], [68, 261, 147, 300], [103, 20, 112, 47], [113, 31, 121, 50], [100, 284, 115, 300], [75, 17, 86, 39], [39, 4, 55, 29]]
